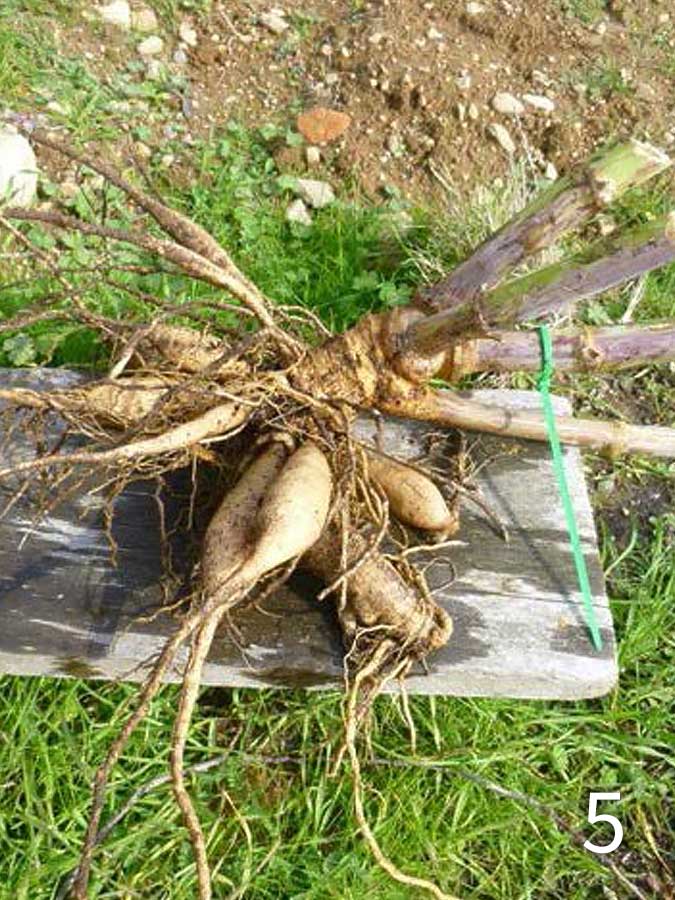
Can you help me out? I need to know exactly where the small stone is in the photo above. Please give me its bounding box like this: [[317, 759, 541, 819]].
[[368, 31, 385, 45], [325, 72, 339, 85], [46, 100, 67, 115], [468, 102, 479, 120], [138, 35, 164, 56], [259, 10, 288, 34], [386, 132, 405, 155], [491, 92, 524, 116], [455, 72, 472, 91], [293, 178, 335, 209], [131, 6, 158, 33], [427, 26, 443, 40], [596, 213, 617, 236], [522, 93, 556, 113], [465, 1, 485, 14], [98, 0, 131, 30], [160, 153, 175, 168], [305, 146, 321, 166], [173, 48, 188, 65], [145, 59, 163, 80], [135, 142, 153, 160], [658, 13, 670, 25], [0, 128, 38, 206], [531, 69, 552, 87], [297, 107, 351, 144], [286, 198, 312, 225], [179, 21, 198, 47], [488, 123, 516, 154], [543, 161, 558, 180]]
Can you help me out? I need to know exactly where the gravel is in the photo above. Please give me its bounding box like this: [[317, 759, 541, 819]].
[[293, 178, 336, 209], [488, 122, 516, 154], [491, 92, 525, 116]]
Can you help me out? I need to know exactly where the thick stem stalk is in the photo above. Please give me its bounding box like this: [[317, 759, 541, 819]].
[[445, 322, 675, 378], [415, 140, 671, 313], [402, 214, 675, 365], [378, 389, 675, 458]]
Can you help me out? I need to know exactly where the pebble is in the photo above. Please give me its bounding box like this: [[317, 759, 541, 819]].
[[305, 146, 321, 166], [160, 153, 175, 168], [260, 9, 289, 35], [456, 72, 472, 91], [522, 93, 556, 113], [46, 100, 67, 115], [179, 21, 198, 47], [293, 178, 335, 209], [492, 92, 524, 116], [427, 27, 444, 40], [465, 2, 485, 14], [543, 161, 558, 180], [531, 69, 552, 87], [325, 72, 340, 85], [135, 142, 153, 160], [0, 128, 38, 206], [98, 0, 130, 30], [596, 213, 617, 236], [138, 35, 164, 56], [173, 48, 188, 65], [387, 132, 406, 155], [468, 102, 479, 120], [286, 198, 312, 225], [131, 6, 158, 33], [145, 59, 163, 80], [297, 107, 351, 144], [488, 123, 516, 154]]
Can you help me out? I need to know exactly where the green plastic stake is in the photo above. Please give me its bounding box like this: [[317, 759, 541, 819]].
[[537, 325, 603, 652]]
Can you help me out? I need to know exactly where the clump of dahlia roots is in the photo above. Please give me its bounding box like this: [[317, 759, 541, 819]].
[[1, 130, 674, 900]]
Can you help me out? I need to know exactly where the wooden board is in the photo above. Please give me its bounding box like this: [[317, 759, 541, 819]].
[[0, 368, 617, 699]]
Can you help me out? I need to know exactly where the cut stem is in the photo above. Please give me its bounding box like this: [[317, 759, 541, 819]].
[[415, 140, 671, 313], [403, 214, 675, 362], [444, 322, 675, 378], [378, 389, 675, 458]]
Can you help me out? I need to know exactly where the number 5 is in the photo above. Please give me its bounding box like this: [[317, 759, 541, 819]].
[[584, 792, 623, 854]]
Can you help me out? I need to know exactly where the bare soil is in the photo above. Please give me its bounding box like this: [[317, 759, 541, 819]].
[[49, 0, 675, 202]]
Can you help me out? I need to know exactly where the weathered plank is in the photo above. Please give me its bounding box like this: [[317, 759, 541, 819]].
[[0, 369, 617, 698]]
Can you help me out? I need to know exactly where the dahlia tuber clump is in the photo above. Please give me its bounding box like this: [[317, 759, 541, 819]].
[[1, 130, 675, 900]]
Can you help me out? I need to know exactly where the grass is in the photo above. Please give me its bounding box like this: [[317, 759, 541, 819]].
[[559, 0, 608, 25], [1, 6, 675, 899]]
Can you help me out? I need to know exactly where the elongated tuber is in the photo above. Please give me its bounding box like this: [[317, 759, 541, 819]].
[[365, 449, 458, 539], [304, 522, 452, 657], [201, 442, 289, 597], [203, 439, 333, 597]]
